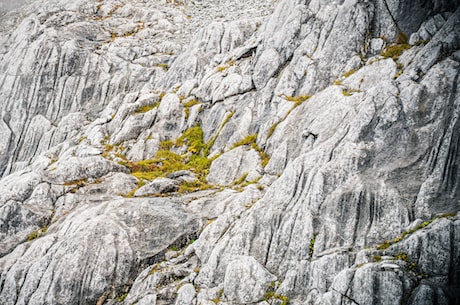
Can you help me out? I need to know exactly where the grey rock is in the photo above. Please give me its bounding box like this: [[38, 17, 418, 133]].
[[134, 178, 180, 196], [168, 170, 197, 183], [175, 283, 197, 305], [137, 294, 157, 305], [0, 1, 459, 305], [223, 255, 276, 304], [0, 199, 199, 305], [207, 146, 262, 186]]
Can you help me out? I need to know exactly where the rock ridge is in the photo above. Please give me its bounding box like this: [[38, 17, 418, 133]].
[[0, 0, 459, 304]]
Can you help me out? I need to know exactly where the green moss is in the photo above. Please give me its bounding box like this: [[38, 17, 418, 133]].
[[264, 291, 289, 305], [122, 125, 215, 194], [183, 99, 200, 108], [212, 288, 223, 304], [160, 139, 175, 150], [377, 240, 391, 250], [232, 173, 249, 186], [281, 94, 311, 107], [396, 32, 408, 44], [183, 99, 202, 119], [215, 59, 236, 72], [135, 101, 161, 114], [115, 293, 128, 302], [176, 125, 206, 154], [232, 134, 258, 148], [267, 122, 279, 139], [342, 69, 356, 78], [342, 88, 361, 96], [372, 255, 382, 262], [77, 136, 87, 144], [169, 245, 179, 251], [27, 226, 48, 241], [375, 214, 450, 251], [394, 252, 408, 261], [381, 43, 411, 61], [309, 235, 315, 257], [156, 63, 169, 71], [251, 143, 270, 167]]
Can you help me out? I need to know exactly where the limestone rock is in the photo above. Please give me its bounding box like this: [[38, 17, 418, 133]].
[[134, 178, 180, 197], [223, 256, 276, 304], [175, 283, 197, 305], [0, 0, 459, 305], [0, 199, 199, 305], [207, 146, 262, 186]]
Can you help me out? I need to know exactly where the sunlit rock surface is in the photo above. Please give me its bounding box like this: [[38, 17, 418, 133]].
[[0, 0, 459, 304]]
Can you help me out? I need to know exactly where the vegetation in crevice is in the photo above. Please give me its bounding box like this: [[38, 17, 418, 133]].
[[265, 281, 289, 305], [211, 288, 223, 304], [342, 88, 361, 96], [27, 226, 49, 241], [231, 133, 270, 168], [64, 178, 89, 193], [267, 94, 311, 139], [26, 210, 55, 241], [155, 63, 169, 71], [215, 59, 236, 72], [120, 124, 215, 194], [376, 213, 457, 250], [279, 94, 311, 108], [232, 173, 249, 186], [135, 102, 161, 114], [381, 43, 411, 61], [183, 99, 202, 119], [309, 235, 316, 258], [135, 93, 163, 114], [342, 68, 356, 78]]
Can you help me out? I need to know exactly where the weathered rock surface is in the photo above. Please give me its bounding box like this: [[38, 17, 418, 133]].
[[0, 0, 459, 304]]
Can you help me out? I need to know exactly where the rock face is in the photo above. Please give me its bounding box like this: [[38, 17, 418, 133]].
[[0, 0, 459, 305]]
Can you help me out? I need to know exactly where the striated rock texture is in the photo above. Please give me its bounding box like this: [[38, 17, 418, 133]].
[[0, 0, 459, 305]]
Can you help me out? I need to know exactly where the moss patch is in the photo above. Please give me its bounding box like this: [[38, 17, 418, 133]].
[[121, 125, 214, 194], [376, 213, 456, 251], [135, 101, 161, 114], [381, 43, 411, 61], [342, 68, 356, 78]]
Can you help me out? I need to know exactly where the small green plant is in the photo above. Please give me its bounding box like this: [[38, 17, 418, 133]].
[[215, 59, 236, 72], [183, 99, 201, 119], [377, 240, 392, 250], [280, 94, 311, 108], [232, 134, 258, 148], [342, 69, 356, 78], [309, 235, 316, 257], [135, 101, 161, 114], [375, 214, 455, 251], [115, 293, 128, 302], [121, 125, 215, 194], [264, 291, 289, 305], [394, 252, 408, 261], [232, 173, 249, 186], [169, 245, 179, 251], [27, 226, 48, 241], [212, 288, 223, 304], [156, 63, 169, 71], [372, 255, 382, 262], [267, 122, 280, 139], [381, 43, 411, 61], [342, 88, 361, 96]]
